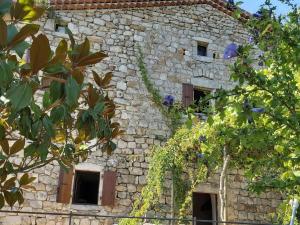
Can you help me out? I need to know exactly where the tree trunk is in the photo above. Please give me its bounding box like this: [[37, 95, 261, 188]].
[[219, 146, 230, 224]]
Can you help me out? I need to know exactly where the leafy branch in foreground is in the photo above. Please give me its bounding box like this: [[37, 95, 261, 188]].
[[0, 0, 122, 207]]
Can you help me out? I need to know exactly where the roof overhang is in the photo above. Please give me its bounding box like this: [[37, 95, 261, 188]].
[[50, 0, 250, 20]]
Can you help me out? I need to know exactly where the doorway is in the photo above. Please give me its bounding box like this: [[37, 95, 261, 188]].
[[192, 193, 217, 225]]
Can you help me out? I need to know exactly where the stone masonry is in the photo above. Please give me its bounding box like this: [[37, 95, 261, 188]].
[[0, 3, 282, 225]]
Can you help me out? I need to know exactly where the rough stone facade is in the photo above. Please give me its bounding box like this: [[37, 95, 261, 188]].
[[0, 4, 282, 225]]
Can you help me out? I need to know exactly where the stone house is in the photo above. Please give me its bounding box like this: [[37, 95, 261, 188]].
[[0, 0, 283, 224]]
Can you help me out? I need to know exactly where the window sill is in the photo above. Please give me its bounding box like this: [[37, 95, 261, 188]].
[[71, 204, 101, 210], [53, 31, 69, 38], [193, 56, 214, 63]]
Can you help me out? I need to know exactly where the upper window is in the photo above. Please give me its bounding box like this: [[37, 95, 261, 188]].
[[55, 23, 67, 33], [72, 170, 100, 205], [197, 42, 208, 57]]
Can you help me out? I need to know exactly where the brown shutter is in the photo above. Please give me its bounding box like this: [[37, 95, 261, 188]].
[[182, 83, 194, 107], [101, 171, 117, 207], [56, 167, 74, 204]]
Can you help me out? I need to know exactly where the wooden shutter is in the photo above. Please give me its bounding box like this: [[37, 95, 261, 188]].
[[101, 171, 117, 207], [182, 83, 194, 107], [56, 167, 74, 204]]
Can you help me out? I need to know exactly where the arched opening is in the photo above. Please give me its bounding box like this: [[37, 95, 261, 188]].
[[192, 192, 217, 225]]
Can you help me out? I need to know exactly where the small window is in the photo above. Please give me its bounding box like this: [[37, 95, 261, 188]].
[[197, 42, 208, 57], [72, 171, 100, 205], [55, 23, 67, 33], [194, 88, 210, 113]]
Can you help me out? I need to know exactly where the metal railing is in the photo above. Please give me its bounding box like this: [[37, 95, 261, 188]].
[[0, 210, 275, 225]]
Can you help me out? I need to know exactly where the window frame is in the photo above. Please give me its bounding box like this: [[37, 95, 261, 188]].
[[197, 42, 208, 57], [192, 37, 213, 63], [70, 163, 104, 207], [72, 170, 101, 205]]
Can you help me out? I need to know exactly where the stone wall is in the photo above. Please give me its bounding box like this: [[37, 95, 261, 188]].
[[0, 4, 282, 225]]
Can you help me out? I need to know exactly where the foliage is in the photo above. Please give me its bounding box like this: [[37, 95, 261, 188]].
[[213, 1, 300, 194], [126, 0, 300, 223], [119, 124, 208, 225], [0, 0, 121, 207], [212, 0, 300, 221]]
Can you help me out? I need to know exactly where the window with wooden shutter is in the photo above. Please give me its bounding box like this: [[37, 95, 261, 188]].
[[101, 171, 117, 207], [182, 83, 194, 107], [56, 167, 74, 204]]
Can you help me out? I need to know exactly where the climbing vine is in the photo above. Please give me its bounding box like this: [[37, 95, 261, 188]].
[[136, 46, 184, 133], [119, 124, 210, 225]]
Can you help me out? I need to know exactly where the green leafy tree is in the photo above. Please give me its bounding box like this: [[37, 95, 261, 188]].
[[0, 0, 122, 207], [213, 0, 300, 195]]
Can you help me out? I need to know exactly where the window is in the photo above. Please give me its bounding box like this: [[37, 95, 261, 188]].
[[72, 171, 100, 205], [194, 88, 210, 114], [55, 23, 67, 33], [197, 42, 208, 57], [193, 193, 217, 225]]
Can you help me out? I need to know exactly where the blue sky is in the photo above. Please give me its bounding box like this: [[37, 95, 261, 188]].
[[240, 0, 298, 15]]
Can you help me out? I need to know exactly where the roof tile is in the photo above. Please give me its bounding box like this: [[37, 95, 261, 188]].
[[50, 0, 250, 20]]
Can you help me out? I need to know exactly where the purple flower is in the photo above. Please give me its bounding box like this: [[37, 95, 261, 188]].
[[199, 135, 207, 143], [223, 43, 238, 59], [253, 10, 262, 19], [197, 153, 205, 159], [248, 36, 254, 44], [251, 107, 265, 113], [163, 95, 174, 107]]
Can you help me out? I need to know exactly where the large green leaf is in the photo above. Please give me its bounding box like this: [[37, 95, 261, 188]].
[[6, 83, 33, 111], [38, 142, 49, 161], [0, 0, 11, 15], [42, 116, 55, 137], [7, 25, 17, 43], [6, 24, 30, 58], [50, 106, 65, 123], [65, 77, 80, 107], [0, 60, 13, 89], [49, 81, 64, 103], [14, 41, 30, 58]]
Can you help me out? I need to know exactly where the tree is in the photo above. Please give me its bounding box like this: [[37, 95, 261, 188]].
[[214, 0, 299, 195], [0, 0, 122, 208]]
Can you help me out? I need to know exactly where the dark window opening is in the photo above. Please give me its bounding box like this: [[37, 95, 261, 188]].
[[72, 171, 100, 205], [193, 193, 217, 225], [213, 53, 218, 59], [55, 23, 67, 33], [197, 43, 208, 57], [194, 88, 210, 114]]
